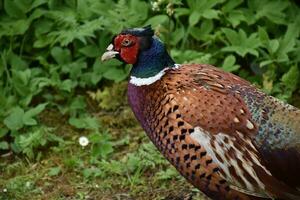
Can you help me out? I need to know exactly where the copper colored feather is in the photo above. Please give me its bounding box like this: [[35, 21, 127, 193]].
[[128, 64, 300, 200], [102, 27, 300, 200]]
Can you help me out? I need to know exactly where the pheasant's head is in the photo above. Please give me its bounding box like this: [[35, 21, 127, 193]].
[[102, 26, 175, 82], [101, 25, 154, 64]]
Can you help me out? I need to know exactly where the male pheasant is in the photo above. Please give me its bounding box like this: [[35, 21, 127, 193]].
[[101, 26, 300, 200]]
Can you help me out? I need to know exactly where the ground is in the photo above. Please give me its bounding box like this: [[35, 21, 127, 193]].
[[0, 82, 208, 200]]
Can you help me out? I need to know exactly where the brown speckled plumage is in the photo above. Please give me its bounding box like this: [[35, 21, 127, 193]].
[[102, 27, 300, 200], [128, 64, 300, 200]]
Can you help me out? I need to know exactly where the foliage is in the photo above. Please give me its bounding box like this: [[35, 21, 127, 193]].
[[0, 0, 140, 155], [0, 0, 299, 164]]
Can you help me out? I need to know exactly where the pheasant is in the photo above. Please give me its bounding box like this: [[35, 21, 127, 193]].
[[101, 26, 300, 200]]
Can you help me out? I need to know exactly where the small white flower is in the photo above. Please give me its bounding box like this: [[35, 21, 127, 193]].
[[25, 181, 31, 188], [151, 2, 160, 11], [79, 136, 89, 147], [3, 188, 7, 192]]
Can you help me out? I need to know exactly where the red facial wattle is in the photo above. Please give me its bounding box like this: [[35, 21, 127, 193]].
[[114, 35, 139, 64]]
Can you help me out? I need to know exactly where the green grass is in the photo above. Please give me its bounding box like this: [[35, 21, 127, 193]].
[[0, 82, 207, 200]]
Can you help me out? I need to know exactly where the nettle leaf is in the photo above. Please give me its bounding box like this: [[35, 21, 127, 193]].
[[69, 115, 100, 130], [146, 15, 169, 27], [0, 19, 31, 37], [4, 0, 26, 18], [174, 8, 190, 18], [222, 28, 261, 57], [189, 11, 201, 26], [222, 0, 243, 13], [189, 19, 213, 41], [77, 0, 92, 20], [51, 47, 71, 64], [11, 69, 32, 96], [4, 107, 25, 130], [170, 26, 185, 46], [30, 0, 48, 10], [226, 10, 246, 27], [59, 79, 72, 92], [171, 49, 211, 64], [222, 55, 240, 72], [254, 0, 289, 24], [281, 65, 299, 92], [277, 23, 300, 58], [103, 66, 129, 82], [258, 26, 269, 45], [269, 40, 280, 54], [48, 15, 104, 46], [8, 52, 28, 70], [22, 103, 48, 126], [258, 27, 280, 55], [68, 61, 87, 80], [79, 45, 100, 57], [92, 141, 113, 159], [34, 19, 53, 36], [202, 9, 219, 19], [222, 28, 240, 45], [68, 95, 87, 116]]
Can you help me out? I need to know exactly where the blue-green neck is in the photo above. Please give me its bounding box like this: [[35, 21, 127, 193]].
[[131, 37, 175, 78]]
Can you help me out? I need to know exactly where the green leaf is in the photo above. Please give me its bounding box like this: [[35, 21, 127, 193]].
[[170, 26, 185, 46], [60, 79, 75, 92], [34, 19, 53, 36], [0, 128, 9, 138], [222, 29, 261, 57], [92, 142, 113, 159], [4, 0, 26, 18], [269, 40, 279, 54], [145, 15, 169, 27], [77, 0, 92, 19], [189, 11, 201, 26], [0, 141, 9, 150], [222, 0, 243, 12], [189, 19, 213, 41], [50, 47, 71, 64], [69, 116, 99, 130], [281, 65, 299, 92], [254, 0, 289, 24], [4, 107, 25, 130], [30, 0, 48, 10], [156, 168, 179, 180], [0, 19, 31, 36], [222, 28, 239, 45], [227, 10, 246, 27], [258, 26, 269, 46], [11, 69, 32, 96], [260, 60, 274, 67], [277, 23, 300, 56], [79, 45, 100, 57], [8, 52, 28, 70], [202, 9, 219, 19], [222, 55, 240, 72], [103, 67, 128, 82], [48, 167, 61, 176], [23, 103, 48, 126]]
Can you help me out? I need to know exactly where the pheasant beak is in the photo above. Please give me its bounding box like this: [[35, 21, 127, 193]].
[[101, 44, 119, 62]]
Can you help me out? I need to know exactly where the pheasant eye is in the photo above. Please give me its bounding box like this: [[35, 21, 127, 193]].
[[122, 39, 132, 47]]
